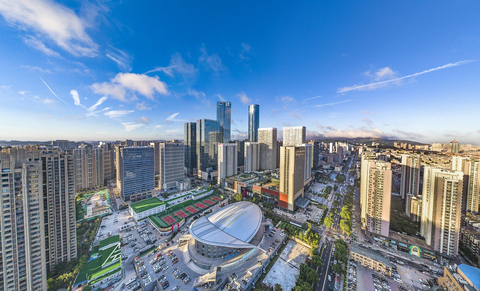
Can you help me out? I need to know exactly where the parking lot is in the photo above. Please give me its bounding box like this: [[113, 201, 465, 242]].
[[356, 265, 403, 291]]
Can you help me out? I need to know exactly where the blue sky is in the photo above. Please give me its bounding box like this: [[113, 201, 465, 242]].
[[0, 1, 479, 143]]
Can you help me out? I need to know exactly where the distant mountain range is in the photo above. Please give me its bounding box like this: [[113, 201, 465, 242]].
[[312, 137, 428, 146]]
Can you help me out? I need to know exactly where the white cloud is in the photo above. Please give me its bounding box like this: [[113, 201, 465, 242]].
[[91, 73, 168, 101], [374, 67, 396, 81], [104, 110, 134, 119], [199, 44, 226, 72], [106, 46, 132, 71], [309, 126, 392, 139], [237, 92, 252, 105], [338, 60, 474, 94], [40, 77, 65, 103], [136, 117, 151, 124], [145, 53, 197, 78], [121, 122, 144, 132], [188, 88, 211, 107], [165, 129, 180, 134], [70, 89, 84, 107], [70, 90, 109, 116], [166, 113, 179, 121], [22, 35, 60, 57], [239, 43, 251, 60], [362, 117, 373, 126], [136, 101, 151, 111], [154, 125, 162, 130], [21, 65, 52, 73], [303, 95, 321, 102], [88, 96, 108, 112], [18, 90, 29, 95], [0, 0, 98, 57], [315, 99, 352, 108], [215, 94, 225, 101]]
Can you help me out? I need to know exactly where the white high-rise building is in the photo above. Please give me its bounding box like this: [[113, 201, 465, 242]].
[[452, 156, 480, 213], [73, 144, 104, 190], [298, 144, 312, 181], [283, 126, 306, 147], [365, 160, 392, 237], [400, 154, 421, 200], [244, 142, 260, 172], [279, 146, 305, 211], [420, 167, 463, 256], [360, 151, 378, 227], [258, 127, 278, 170], [218, 143, 237, 184]]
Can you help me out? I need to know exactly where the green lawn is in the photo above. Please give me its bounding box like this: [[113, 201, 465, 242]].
[[99, 235, 120, 250], [130, 197, 165, 213]]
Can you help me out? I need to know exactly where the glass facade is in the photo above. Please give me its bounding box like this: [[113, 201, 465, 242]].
[[248, 104, 259, 142], [184, 122, 197, 176], [119, 147, 155, 202], [196, 119, 221, 172], [216, 101, 231, 143]]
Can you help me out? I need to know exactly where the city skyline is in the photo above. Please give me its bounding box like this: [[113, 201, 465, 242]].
[[0, 1, 480, 143]]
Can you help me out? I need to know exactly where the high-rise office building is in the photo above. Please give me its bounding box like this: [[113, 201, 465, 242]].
[[244, 142, 260, 172], [406, 194, 422, 222], [159, 143, 185, 191], [218, 143, 238, 184], [279, 146, 305, 211], [303, 144, 312, 181], [329, 142, 334, 154], [420, 167, 463, 256], [196, 119, 221, 175], [184, 122, 197, 176], [0, 156, 48, 291], [216, 101, 232, 143], [73, 144, 104, 190], [51, 139, 75, 151], [117, 146, 155, 202], [451, 139, 460, 154], [283, 126, 306, 147], [258, 127, 278, 170], [452, 156, 479, 213], [400, 154, 421, 201], [248, 104, 260, 142], [364, 160, 392, 237]]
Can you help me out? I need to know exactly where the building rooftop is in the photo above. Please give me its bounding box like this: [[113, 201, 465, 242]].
[[350, 245, 392, 268], [190, 201, 262, 248], [99, 235, 120, 250], [458, 264, 480, 290], [129, 197, 165, 213]]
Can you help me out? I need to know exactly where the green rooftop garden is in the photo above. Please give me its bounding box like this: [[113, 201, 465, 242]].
[[130, 197, 165, 213], [98, 235, 120, 250]]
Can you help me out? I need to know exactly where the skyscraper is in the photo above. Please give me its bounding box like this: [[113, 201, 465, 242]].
[[360, 151, 381, 228], [234, 140, 245, 167], [0, 155, 48, 291], [451, 139, 460, 153], [248, 104, 260, 142], [244, 142, 260, 172], [100, 142, 115, 182], [150, 141, 162, 189], [184, 122, 197, 176], [73, 144, 104, 190], [117, 146, 155, 202], [364, 160, 392, 237], [283, 126, 306, 146], [159, 143, 185, 190], [400, 154, 421, 201], [41, 150, 78, 271], [196, 119, 221, 175], [300, 143, 312, 181], [258, 127, 278, 170], [452, 156, 479, 213], [279, 145, 305, 211], [308, 140, 319, 170], [420, 167, 463, 256], [218, 143, 238, 184], [217, 101, 232, 143]]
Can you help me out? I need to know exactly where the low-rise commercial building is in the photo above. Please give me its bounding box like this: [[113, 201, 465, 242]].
[[438, 264, 480, 291], [129, 197, 166, 221], [350, 245, 393, 276]]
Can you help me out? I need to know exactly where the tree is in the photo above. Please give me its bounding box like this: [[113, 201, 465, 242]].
[[311, 255, 323, 268], [333, 262, 345, 275], [233, 193, 243, 202], [294, 279, 313, 291], [336, 174, 346, 183], [324, 216, 334, 228], [275, 283, 283, 291], [334, 185, 338, 192], [340, 219, 352, 235], [83, 286, 93, 291]]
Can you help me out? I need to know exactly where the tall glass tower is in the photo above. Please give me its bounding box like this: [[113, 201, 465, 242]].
[[196, 119, 221, 173], [216, 101, 231, 143], [248, 104, 260, 142]]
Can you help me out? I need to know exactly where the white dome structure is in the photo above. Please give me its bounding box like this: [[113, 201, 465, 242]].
[[189, 201, 263, 258]]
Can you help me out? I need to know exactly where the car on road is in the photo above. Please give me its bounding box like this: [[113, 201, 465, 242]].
[[328, 275, 331, 281]]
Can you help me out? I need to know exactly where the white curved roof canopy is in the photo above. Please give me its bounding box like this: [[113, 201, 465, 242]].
[[189, 201, 262, 248]]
